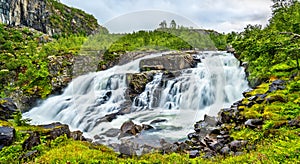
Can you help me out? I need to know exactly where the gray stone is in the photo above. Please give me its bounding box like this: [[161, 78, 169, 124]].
[[0, 126, 15, 150], [140, 53, 196, 72]]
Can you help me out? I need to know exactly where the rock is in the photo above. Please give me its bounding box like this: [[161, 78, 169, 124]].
[[1, 0, 101, 36], [101, 128, 120, 138], [229, 140, 248, 152], [288, 117, 300, 128], [226, 45, 235, 53], [150, 118, 168, 124], [234, 152, 244, 156], [209, 142, 224, 152], [267, 80, 286, 93], [19, 150, 39, 161], [22, 132, 41, 150], [266, 95, 286, 103], [0, 98, 18, 121], [218, 108, 238, 124], [39, 122, 70, 140], [160, 139, 178, 154], [245, 119, 263, 129], [96, 113, 118, 124], [220, 146, 230, 155], [189, 150, 200, 158], [255, 94, 267, 104], [0, 126, 16, 150], [140, 53, 196, 72], [194, 115, 217, 132], [70, 130, 86, 141], [142, 124, 154, 131], [120, 120, 136, 135], [126, 72, 154, 100], [175, 142, 189, 152], [119, 141, 137, 157]]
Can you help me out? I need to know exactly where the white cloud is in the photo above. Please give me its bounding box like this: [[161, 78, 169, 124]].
[[61, 0, 273, 33]]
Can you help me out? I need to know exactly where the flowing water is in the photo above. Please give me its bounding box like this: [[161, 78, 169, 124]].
[[23, 51, 248, 145]]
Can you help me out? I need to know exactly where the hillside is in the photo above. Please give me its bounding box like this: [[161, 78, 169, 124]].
[[0, 0, 299, 163], [0, 0, 106, 36]]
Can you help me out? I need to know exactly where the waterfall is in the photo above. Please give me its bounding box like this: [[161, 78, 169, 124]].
[[23, 51, 248, 143]]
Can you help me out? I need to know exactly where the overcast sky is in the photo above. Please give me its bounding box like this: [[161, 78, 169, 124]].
[[61, 0, 273, 33]]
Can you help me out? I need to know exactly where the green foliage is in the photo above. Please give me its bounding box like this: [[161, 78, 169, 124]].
[[13, 111, 31, 126], [0, 24, 86, 100], [231, 1, 300, 84], [47, 0, 106, 36]]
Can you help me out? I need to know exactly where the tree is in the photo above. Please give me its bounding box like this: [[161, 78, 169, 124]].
[[159, 20, 167, 29], [170, 20, 176, 29]]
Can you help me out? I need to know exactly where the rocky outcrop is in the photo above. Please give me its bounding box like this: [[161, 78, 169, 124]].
[[0, 98, 18, 121], [126, 72, 155, 100], [38, 122, 71, 140], [0, 126, 16, 150], [0, 0, 104, 36], [140, 53, 196, 71], [118, 120, 153, 139]]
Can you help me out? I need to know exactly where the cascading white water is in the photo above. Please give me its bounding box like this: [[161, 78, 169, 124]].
[[23, 51, 248, 144]]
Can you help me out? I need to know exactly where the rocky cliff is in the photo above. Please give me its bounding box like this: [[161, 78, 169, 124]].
[[0, 0, 106, 35]]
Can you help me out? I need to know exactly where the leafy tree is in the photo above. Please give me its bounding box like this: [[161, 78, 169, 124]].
[[170, 20, 177, 29]]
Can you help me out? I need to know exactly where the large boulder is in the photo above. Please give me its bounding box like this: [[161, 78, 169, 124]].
[[0, 98, 18, 121], [38, 122, 70, 140], [126, 72, 155, 100], [0, 126, 16, 150], [139, 53, 196, 71]]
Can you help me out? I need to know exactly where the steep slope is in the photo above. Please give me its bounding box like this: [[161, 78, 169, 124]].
[[0, 0, 106, 36]]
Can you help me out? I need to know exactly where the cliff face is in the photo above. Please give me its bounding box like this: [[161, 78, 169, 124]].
[[0, 0, 106, 35]]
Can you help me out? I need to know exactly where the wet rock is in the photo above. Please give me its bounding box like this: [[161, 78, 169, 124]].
[[229, 140, 248, 152], [245, 119, 263, 129], [126, 72, 154, 100], [39, 122, 70, 140], [189, 150, 200, 158], [101, 128, 120, 138], [0, 98, 18, 121], [150, 118, 168, 124], [142, 124, 154, 131], [96, 113, 118, 124], [140, 53, 196, 71], [22, 132, 41, 150], [120, 120, 136, 135], [70, 130, 86, 141], [242, 89, 253, 97], [194, 115, 217, 132], [0, 126, 15, 150]]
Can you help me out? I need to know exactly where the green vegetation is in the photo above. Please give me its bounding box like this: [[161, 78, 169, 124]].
[[47, 0, 105, 37], [231, 0, 300, 86], [0, 24, 86, 99], [1, 0, 300, 163]]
